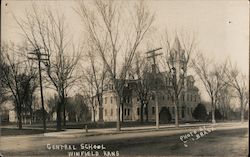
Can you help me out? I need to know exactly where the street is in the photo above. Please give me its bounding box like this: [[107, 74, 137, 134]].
[[0, 122, 248, 156]]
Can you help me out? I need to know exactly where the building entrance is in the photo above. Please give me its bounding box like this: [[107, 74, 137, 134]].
[[159, 107, 172, 123]]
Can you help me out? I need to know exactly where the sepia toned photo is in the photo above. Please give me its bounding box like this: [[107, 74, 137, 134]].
[[0, 0, 249, 156]]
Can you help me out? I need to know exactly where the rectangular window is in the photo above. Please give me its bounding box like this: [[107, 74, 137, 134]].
[[137, 108, 140, 115], [128, 109, 130, 116], [144, 107, 147, 114], [111, 109, 113, 116], [124, 109, 127, 116], [152, 107, 155, 115]]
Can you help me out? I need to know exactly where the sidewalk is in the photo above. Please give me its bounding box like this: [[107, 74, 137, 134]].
[[43, 122, 247, 138]]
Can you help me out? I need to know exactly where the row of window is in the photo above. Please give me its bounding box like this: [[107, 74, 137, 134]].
[[137, 107, 151, 115], [103, 94, 197, 105], [165, 78, 194, 87], [103, 96, 132, 104], [103, 106, 194, 117], [136, 107, 194, 116], [104, 108, 131, 116], [146, 94, 197, 102], [124, 108, 130, 116], [105, 109, 114, 116], [104, 97, 113, 104]]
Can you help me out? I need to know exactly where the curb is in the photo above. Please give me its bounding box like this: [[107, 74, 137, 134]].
[[43, 124, 215, 138]]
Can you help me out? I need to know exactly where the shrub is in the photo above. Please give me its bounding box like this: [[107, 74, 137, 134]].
[[192, 103, 207, 121]]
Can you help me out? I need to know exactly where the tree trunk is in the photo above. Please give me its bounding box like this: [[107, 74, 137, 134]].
[[211, 109, 216, 124], [174, 97, 179, 128], [63, 102, 66, 126], [116, 96, 121, 132], [97, 95, 103, 122], [17, 102, 22, 129], [63, 93, 66, 127], [17, 112, 22, 129], [93, 108, 96, 123], [121, 102, 124, 122], [145, 102, 149, 122], [29, 97, 33, 124], [211, 99, 216, 124], [140, 100, 144, 123], [56, 101, 62, 131], [241, 106, 244, 123]]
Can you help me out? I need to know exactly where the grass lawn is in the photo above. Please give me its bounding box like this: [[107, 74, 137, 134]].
[[0, 128, 57, 136], [23, 121, 165, 129], [20, 120, 210, 130]]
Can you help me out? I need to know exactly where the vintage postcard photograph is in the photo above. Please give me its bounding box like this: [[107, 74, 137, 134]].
[[0, 0, 249, 156]]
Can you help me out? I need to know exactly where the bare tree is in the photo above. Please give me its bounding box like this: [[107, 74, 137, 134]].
[[161, 30, 197, 127], [1, 43, 37, 129], [73, 94, 89, 122], [15, 4, 81, 130], [192, 53, 228, 124], [81, 47, 106, 122], [0, 48, 9, 104], [80, 81, 97, 122], [217, 85, 233, 120], [76, 0, 154, 131], [226, 63, 249, 123], [131, 53, 151, 122], [46, 94, 58, 121]]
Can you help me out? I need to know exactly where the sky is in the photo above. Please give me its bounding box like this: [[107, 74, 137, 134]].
[[1, 0, 249, 101]]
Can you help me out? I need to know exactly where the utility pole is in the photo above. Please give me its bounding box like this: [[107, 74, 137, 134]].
[[146, 47, 162, 129], [28, 48, 49, 133]]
